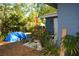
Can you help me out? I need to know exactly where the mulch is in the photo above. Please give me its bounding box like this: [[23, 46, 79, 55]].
[[0, 42, 43, 56]]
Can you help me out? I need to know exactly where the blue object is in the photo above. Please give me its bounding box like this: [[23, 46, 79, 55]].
[[5, 32, 28, 42]]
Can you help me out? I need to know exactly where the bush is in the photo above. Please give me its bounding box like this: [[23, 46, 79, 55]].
[[31, 26, 59, 55], [63, 35, 79, 55], [0, 35, 5, 42]]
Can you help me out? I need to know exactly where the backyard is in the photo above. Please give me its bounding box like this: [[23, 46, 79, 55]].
[[0, 3, 79, 56], [0, 3, 58, 56]]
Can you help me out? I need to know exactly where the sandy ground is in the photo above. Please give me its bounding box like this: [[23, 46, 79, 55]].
[[0, 42, 43, 56]]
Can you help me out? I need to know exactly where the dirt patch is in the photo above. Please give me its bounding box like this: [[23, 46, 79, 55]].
[[0, 42, 43, 56]]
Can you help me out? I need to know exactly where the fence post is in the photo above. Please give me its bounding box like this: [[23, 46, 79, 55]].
[[60, 28, 67, 56]]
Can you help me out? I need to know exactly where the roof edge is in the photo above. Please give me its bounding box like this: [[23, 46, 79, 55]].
[[45, 3, 57, 9]]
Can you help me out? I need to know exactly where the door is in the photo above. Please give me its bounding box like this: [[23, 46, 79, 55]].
[[45, 17, 54, 35]]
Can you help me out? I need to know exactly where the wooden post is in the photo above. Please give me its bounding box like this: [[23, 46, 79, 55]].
[[60, 28, 67, 56]]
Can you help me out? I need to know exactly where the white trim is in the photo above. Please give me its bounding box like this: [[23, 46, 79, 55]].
[[54, 18, 58, 41], [39, 12, 57, 18]]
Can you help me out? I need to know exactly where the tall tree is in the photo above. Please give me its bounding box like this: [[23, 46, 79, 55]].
[[0, 3, 57, 35]]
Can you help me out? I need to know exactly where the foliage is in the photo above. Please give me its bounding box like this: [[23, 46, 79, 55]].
[[0, 4, 28, 34], [63, 35, 79, 55], [0, 3, 57, 37], [42, 33, 59, 56], [76, 33, 79, 46], [0, 3, 58, 55], [31, 3, 57, 16], [0, 35, 5, 42], [38, 4, 57, 16], [31, 26, 59, 55]]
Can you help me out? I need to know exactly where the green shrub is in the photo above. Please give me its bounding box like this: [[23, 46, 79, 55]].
[[63, 35, 79, 55], [31, 26, 59, 55]]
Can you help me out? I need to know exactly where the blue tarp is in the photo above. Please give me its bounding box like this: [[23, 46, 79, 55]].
[[5, 32, 27, 42]]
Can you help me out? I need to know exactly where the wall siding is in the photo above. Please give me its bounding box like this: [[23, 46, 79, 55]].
[[57, 4, 79, 46]]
